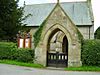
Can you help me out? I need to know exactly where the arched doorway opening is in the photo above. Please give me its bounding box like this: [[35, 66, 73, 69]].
[[62, 36, 68, 66], [47, 28, 68, 67]]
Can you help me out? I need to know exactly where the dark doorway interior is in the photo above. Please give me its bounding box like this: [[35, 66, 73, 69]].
[[62, 36, 68, 66], [47, 29, 68, 67], [62, 36, 68, 53]]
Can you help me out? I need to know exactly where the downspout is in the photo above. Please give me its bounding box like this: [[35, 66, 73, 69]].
[[87, 0, 94, 22], [87, 0, 94, 39]]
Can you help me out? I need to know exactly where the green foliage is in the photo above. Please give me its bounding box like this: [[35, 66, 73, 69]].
[[65, 66, 100, 71], [82, 40, 100, 66], [33, 21, 46, 48], [95, 26, 100, 39], [0, 60, 44, 68], [0, 0, 27, 41], [0, 42, 34, 63], [0, 42, 17, 60], [0, 42, 17, 49], [13, 48, 34, 63], [77, 28, 84, 43]]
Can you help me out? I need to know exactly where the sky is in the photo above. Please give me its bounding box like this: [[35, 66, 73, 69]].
[[18, 0, 100, 31]]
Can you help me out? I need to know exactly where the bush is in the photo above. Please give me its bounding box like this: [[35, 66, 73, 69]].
[[82, 40, 100, 66], [0, 42, 17, 50], [15, 48, 34, 63], [0, 42, 34, 63], [0, 42, 17, 59]]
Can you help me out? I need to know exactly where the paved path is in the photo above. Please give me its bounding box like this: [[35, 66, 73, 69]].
[[0, 64, 100, 75]]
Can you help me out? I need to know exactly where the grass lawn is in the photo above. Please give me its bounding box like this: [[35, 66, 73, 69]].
[[0, 60, 100, 71], [0, 60, 44, 68], [65, 66, 100, 71]]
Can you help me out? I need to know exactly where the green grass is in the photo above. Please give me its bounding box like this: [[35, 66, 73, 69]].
[[0, 60, 44, 68], [65, 66, 100, 71], [0, 60, 100, 71]]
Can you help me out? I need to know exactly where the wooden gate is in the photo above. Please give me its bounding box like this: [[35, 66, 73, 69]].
[[47, 52, 68, 67]]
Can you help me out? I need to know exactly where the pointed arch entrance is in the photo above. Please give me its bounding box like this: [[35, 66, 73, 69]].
[[34, 24, 82, 67], [34, 2, 82, 67], [46, 28, 68, 67]]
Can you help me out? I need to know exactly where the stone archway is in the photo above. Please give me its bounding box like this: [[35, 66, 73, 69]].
[[34, 2, 82, 67], [46, 28, 69, 67], [35, 24, 82, 67]]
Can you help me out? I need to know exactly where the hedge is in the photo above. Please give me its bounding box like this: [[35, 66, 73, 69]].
[[0, 42, 34, 63], [1, 40, 100, 66], [82, 40, 100, 66]]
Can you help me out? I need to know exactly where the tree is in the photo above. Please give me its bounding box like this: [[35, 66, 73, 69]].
[[0, 0, 26, 41], [94, 26, 100, 39]]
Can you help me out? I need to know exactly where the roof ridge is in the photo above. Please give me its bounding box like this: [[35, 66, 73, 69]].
[[25, 3, 55, 6], [25, 1, 87, 6]]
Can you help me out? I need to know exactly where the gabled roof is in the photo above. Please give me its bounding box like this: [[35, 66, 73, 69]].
[[23, 1, 93, 26]]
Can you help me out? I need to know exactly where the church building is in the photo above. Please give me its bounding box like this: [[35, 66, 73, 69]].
[[23, 0, 94, 67]]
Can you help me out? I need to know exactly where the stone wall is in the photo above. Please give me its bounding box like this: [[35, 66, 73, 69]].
[[30, 27, 38, 49], [77, 25, 94, 39]]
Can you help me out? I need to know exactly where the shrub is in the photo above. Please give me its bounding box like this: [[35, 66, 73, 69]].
[[0, 42, 17, 50], [15, 48, 34, 63], [0, 42, 34, 63], [0, 42, 17, 59], [82, 40, 100, 66], [94, 26, 100, 39]]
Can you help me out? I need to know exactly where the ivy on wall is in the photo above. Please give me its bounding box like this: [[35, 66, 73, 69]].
[[33, 20, 46, 48], [77, 29, 84, 43]]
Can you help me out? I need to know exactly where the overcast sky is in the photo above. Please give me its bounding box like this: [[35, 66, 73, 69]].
[[18, 0, 100, 31]]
